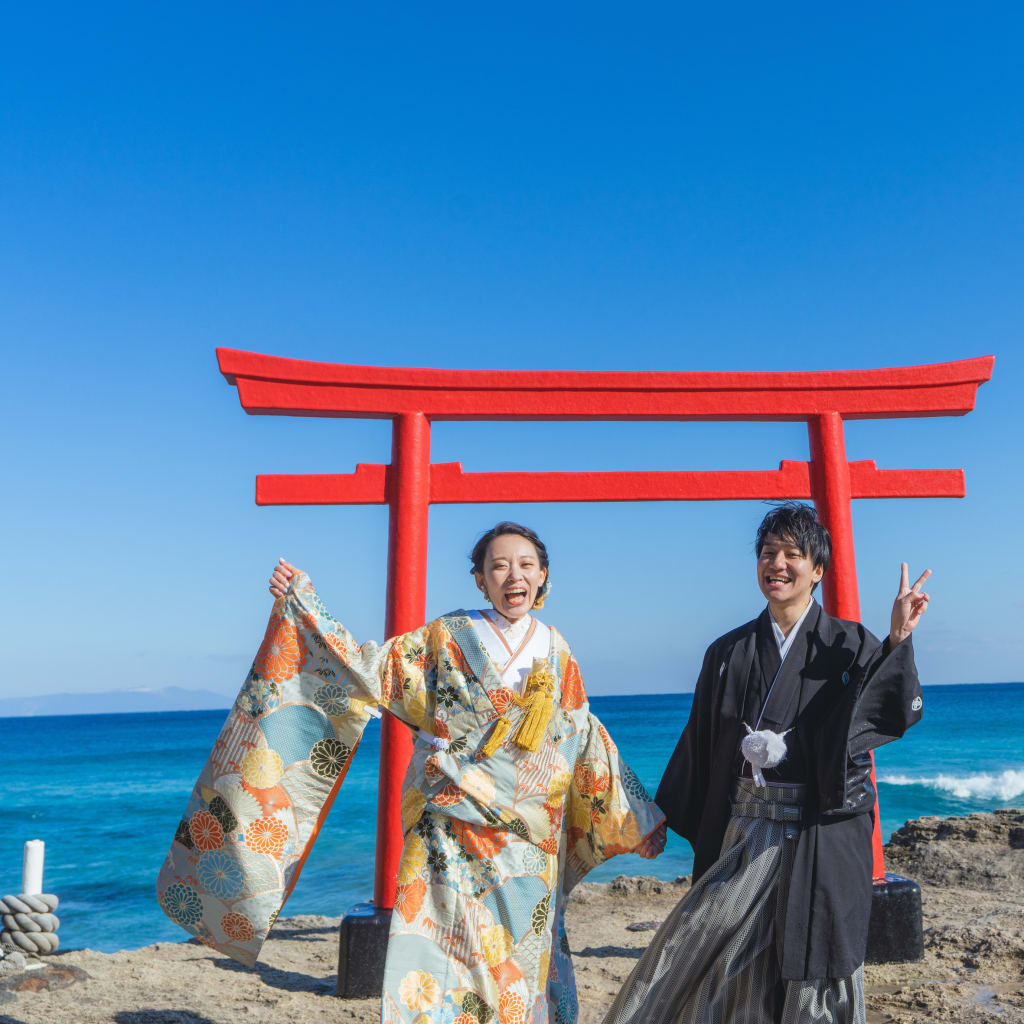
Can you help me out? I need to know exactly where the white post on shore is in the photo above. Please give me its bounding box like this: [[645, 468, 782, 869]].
[[22, 840, 44, 896]]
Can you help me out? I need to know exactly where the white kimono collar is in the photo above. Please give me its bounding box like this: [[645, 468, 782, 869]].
[[481, 607, 533, 646], [769, 598, 817, 663]]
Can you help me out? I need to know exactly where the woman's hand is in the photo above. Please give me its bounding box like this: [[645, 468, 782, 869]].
[[890, 562, 931, 646], [636, 821, 667, 858], [269, 558, 298, 599]]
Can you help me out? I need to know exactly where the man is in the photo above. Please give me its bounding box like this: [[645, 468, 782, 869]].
[[604, 502, 929, 1024]]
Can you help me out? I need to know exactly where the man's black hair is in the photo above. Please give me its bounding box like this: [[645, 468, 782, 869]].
[[755, 502, 832, 579]]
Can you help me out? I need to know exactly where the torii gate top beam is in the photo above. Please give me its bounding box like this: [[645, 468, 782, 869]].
[[217, 349, 993, 422]]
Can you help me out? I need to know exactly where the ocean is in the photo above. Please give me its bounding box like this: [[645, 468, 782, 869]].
[[1, 682, 1021, 954]]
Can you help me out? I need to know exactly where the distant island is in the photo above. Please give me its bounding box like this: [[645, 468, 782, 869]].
[[0, 686, 232, 718]]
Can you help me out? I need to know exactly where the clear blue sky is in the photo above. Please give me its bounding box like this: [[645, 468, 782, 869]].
[[3, 3, 1021, 701]]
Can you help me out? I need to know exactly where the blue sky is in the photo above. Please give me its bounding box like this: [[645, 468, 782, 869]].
[[3, 4, 1021, 701]]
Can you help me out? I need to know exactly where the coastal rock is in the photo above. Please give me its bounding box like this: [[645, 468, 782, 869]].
[[0, 962, 90, 994], [884, 808, 1024, 888], [0, 949, 26, 975], [570, 874, 688, 905]]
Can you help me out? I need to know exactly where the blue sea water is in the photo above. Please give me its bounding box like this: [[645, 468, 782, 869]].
[[1, 682, 1021, 954]]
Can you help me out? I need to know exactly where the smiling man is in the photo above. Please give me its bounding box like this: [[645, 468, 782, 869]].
[[604, 502, 930, 1024]]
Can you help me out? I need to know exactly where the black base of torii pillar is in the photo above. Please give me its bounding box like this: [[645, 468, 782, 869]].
[[866, 875, 924, 965], [336, 902, 392, 998]]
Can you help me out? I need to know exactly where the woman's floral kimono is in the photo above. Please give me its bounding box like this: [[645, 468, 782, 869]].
[[158, 573, 665, 1024]]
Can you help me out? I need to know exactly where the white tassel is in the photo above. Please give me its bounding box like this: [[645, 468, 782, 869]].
[[740, 723, 790, 788], [365, 704, 383, 719]]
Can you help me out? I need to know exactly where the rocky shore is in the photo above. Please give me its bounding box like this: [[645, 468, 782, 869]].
[[1, 810, 1021, 1024]]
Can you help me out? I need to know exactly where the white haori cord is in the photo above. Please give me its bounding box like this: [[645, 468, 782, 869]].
[[740, 651, 794, 787], [740, 724, 791, 788]]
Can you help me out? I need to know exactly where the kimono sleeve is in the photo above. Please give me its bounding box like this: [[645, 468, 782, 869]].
[[562, 712, 666, 888], [847, 633, 922, 757], [654, 642, 716, 844], [285, 571, 436, 733], [156, 572, 433, 967], [816, 626, 923, 815]]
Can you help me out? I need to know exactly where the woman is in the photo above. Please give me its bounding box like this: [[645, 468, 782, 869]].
[[158, 521, 665, 1024]]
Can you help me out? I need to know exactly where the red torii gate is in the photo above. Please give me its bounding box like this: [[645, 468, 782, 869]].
[[218, 349, 992, 917]]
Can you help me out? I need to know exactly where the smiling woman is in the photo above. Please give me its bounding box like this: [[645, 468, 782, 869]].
[[159, 520, 666, 1024], [469, 521, 551, 619]]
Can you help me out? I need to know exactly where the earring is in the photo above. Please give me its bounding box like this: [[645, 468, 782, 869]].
[[532, 579, 551, 610]]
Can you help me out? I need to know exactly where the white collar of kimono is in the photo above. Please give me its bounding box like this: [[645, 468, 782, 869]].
[[482, 607, 533, 645], [470, 609, 551, 691], [769, 598, 816, 663]]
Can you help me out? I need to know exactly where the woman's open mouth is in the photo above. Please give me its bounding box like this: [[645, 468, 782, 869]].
[[504, 587, 529, 606]]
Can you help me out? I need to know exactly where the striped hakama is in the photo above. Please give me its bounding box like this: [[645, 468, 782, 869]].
[[604, 778, 865, 1024]]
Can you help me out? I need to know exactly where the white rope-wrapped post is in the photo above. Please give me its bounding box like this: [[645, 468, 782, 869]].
[[0, 894, 61, 955], [0, 841, 60, 963]]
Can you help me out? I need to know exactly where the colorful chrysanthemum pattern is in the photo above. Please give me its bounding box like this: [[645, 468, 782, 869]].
[[241, 747, 284, 789], [313, 681, 350, 716], [432, 782, 465, 807], [621, 763, 651, 801], [399, 969, 441, 1012], [255, 614, 301, 683], [309, 738, 351, 778], [207, 795, 238, 835], [499, 989, 526, 1024], [394, 876, 426, 924], [244, 815, 288, 858], [189, 810, 224, 851], [163, 883, 202, 925], [451, 819, 506, 859], [239, 675, 281, 716], [398, 835, 428, 884], [198, 850, 244, 899], [221, 911, 255, 944]]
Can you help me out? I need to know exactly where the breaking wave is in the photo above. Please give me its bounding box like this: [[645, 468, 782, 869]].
[[880, 769, 1024, 802]]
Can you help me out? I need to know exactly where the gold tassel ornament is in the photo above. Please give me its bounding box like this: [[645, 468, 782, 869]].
[[512, 660, 556, 752], [481, 658, 557, 757], [481, 717, 513, 759]]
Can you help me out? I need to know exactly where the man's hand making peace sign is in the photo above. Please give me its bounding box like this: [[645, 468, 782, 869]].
[[890, 562, 931, 646]]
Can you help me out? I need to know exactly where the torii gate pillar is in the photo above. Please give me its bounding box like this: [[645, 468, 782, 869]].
[[377, 412, 430, 904], [807, 412, 882, 867], [218, 348, 993, 993], [335, 413, 432, 996]]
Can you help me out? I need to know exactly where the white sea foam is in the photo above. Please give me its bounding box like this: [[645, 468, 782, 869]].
[[880, 769, 1024, 801]]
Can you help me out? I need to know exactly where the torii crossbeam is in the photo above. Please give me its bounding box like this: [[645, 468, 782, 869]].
[[218, 349, 992, 978]]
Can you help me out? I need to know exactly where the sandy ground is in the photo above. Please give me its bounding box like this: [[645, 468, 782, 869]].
[[1, 809, 1021, 1024]]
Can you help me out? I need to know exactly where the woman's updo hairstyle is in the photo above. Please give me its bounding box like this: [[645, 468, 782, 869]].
[[469, 521, 551, 608]]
